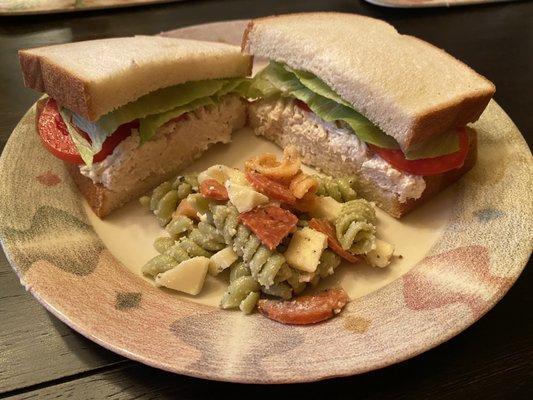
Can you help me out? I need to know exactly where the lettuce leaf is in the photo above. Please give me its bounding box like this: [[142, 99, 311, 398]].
[[404, 129, 460, 160], [65, 77, 247, 165], [250, 62, 460, 159], [59, 108, 96, 166], [139, 97, 215, 142], [258, 62, 398, 149]]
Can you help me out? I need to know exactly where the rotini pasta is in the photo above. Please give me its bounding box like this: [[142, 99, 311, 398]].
[[315, 176, 357, 203], [141, 174, 199, 226], [153, 236, 175, 254], [289, 172, 318, 199], [244, 145, 301, 182], [211, 204, 288, 290], [139, 147, 393, 319], [220, 276, 260, 309], [335, 199, 376, 254], [166, 215, 193, 237], [142, 220, 225, 276], [239, 291, 260, 314]]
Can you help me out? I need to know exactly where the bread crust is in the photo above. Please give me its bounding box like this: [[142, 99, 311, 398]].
[[241, 12, 495, 152], [20, 50, 94, 120], [20, 36, 253, 121]]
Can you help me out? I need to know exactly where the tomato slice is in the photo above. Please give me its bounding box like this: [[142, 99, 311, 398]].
[[370, 128, 469, 176], [296, 98, 469, 176], [38, 98, 136, 164]]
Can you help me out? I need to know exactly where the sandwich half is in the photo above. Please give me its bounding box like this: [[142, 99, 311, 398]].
[[242, 13, 495, 217], [20, 35, 252, 217]]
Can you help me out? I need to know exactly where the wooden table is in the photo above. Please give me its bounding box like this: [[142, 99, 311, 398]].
[[0, 1, 531, 398]]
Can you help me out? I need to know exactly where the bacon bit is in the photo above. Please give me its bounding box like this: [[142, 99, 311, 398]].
[[174, 198, 198, 220], [309, 218, 359, 264], [199, 179, 229, 201], [258, 288, 349, 325], [245, 171, 296, 205], [239, 204, 298, 250]]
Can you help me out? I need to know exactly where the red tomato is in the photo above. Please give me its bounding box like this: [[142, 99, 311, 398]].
[[38, 98, 137, 164], [370, 128, 469, 176]]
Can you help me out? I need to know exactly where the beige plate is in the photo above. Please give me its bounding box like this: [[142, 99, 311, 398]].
[[362, 0, 517, 8], [0, 20, 532, 383], [0, 0, 183, 16]]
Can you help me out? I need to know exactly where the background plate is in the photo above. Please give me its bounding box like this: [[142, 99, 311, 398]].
[[0, 20, 531, 383], [0, 0, 183, 16], [362, 0, 517, 8]]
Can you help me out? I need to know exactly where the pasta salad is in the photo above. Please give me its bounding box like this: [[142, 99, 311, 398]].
[[139, 146, 395, 324]]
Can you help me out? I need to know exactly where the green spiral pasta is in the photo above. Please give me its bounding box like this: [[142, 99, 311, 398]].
[[315, 176, 357, 203], [142, 220, 225, 277], [283, 249, 341, 292], [211, 204, 289, 292], [166, 215, 194, 237], [220, 276, 260, 309], [335, 199, 376, 254], [141, 174, 199, 226]]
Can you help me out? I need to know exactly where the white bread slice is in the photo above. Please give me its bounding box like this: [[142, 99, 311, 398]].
[[20, 36, 252, 121], [248, 98, 477, 218], [242, 12, 494, 152], [36, 95, 247, 217]]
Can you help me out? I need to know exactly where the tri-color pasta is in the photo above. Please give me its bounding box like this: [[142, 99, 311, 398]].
[[315, 176, 357, 203], [139, 147, 394, 319], [140, 174, 199, 226], [335, 199, 376, 254]]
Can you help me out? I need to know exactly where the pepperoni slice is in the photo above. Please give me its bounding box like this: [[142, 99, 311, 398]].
[[245, 171, 296, 205], [257, 288, 349, 325], [199, 179, 229, 201], [239, 204, 298, 250], [308, 218, 359, 264]]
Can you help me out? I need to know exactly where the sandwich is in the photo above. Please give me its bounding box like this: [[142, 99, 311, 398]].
[[242, 13, 495, 217], [19, 35, 252, 217]]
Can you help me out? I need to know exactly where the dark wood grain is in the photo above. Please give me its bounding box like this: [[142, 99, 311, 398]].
[[0, 0, 531, 398], [0, 252, 126, 394]]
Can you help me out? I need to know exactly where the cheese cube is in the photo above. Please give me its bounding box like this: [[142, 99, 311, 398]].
[[225, 180, 269, 213], [365, 239, 395, 268], [308, 196, 342, 222], [209, 247, 238, 276], [198, 165, 247, 186], [155, 256, 209, 295], [284, 227, 328, 273]]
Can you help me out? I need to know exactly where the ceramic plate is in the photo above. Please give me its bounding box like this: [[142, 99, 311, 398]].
[[0, 20, 531, 383], [0, 0, 182, 16], [362, 0, 516, 9]]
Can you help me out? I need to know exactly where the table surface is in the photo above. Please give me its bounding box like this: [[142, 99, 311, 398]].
[[0, 0, 531, 399]]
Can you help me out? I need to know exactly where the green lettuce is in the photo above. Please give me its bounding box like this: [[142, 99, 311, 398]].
[[65, 77, 248, 165], [249, 62, 460, 160]]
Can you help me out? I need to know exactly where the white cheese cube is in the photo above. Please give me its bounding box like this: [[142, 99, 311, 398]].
[[365, 239, 395, 268], [209, 247, 238, 276], [284, 227, 328, 273], [198, 165, 247, 186], [308, 196, 342, 222], [155, 256, 209, 295], [225, 180, 269, 213]]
